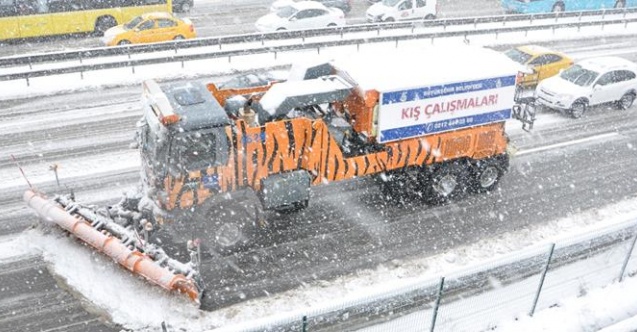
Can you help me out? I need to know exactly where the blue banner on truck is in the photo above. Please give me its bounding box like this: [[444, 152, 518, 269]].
[[376, 75, 517, 143]]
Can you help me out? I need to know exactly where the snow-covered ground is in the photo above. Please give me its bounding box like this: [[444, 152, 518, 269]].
[[4, 23, 637, 332], [4, 196, 637, 331]]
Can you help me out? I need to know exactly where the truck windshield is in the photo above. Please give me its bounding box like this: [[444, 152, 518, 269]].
[[382, 0, 401, 7], [504, 48, 532, 64], [559, 65, 598, 87], [171, 128, 228, 171]]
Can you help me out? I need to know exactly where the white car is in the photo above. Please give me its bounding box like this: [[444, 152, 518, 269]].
[[256, 1, 345, 32], [366, 0, 438, 23], [535, 56, 637, 118]]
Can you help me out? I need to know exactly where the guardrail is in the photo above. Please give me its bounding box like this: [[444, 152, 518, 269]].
[[3, 16, 637, 84], [1, 7, 636, 69], [209, 218, 637, 332]]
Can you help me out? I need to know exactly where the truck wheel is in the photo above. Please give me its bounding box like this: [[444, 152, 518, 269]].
[[470, 159, 505, 193], [569, 100, 587, 118], [616, 92, 635, 110], [378, 171, 421, 204], [196, 191, 266, 254], [615, 1, 625, 8], [423, 162, 469, 204]]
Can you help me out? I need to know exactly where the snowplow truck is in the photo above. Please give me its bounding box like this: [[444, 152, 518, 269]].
[[24, 46, 524, 304]]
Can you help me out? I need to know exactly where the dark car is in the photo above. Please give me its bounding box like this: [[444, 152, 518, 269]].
[[270, 0, 351, 14], [173, 0, 193, 12]]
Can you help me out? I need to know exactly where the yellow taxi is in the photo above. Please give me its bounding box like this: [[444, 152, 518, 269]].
[[101, 12, 196, 46], [504, 45, 573, 87]]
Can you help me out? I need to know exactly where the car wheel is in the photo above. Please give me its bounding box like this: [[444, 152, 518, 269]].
[[117, 40, 131, 45], [384, 17, 395, 22], [327, 23, 337, 27], [180, 2, 191, 12], [569, 100, 588, 119], [94, 16, 117, 36], [425, 14, 436, 20], [615, 0, 625, 8], [173, 35, 185, 40], [617, 92, 635, 110], [552, 2, 564, 12], [276, 27, 286, 31]]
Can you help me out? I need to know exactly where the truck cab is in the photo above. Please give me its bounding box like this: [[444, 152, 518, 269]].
[[366, 0, 437, 23], [138, 80, 232, 211]]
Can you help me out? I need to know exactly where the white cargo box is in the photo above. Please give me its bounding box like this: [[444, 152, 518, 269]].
[[333, 46, 522, 143]]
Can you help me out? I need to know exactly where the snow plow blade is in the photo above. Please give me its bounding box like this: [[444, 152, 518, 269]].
[[23, 190, 200, 303]]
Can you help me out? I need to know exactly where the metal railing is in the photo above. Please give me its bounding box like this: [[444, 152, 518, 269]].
[[0, 8, 637, 83], [3, 16, 637, 84], [1, 7, 636, 69]]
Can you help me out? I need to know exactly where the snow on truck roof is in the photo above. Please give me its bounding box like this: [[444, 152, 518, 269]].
[[332, 46, 525, 92]]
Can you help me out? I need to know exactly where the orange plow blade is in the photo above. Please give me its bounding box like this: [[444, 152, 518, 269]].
[[24, 190, 200, 302]]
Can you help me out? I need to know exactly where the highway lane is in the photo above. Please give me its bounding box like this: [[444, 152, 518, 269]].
[[0, 252, 120, 332], [1, 36, 637, 329], [0, 0, 503, 56]]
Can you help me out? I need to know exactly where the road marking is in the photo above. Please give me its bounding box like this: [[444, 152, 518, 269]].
[[515, 132, 620, 156]]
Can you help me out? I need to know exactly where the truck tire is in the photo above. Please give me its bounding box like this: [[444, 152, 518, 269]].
[[470, 158, 505, 193], [569, 100, 588, 119], [615, 1, 626, 8], [378, 170, 422, 204], [616, 92, 635, 110], [196, 190, 265, 254], [423, 161, 470, 204]]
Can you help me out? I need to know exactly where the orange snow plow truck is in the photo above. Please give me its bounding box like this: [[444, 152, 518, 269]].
[[24, 46, 525, 306]]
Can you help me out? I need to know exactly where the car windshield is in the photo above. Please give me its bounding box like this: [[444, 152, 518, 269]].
[[276, 6, 297, 18], [124, 16, 143, 30], [504, 48, 532, 64], [559, 64, 599, 86], [382, 0, 401, 6]]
